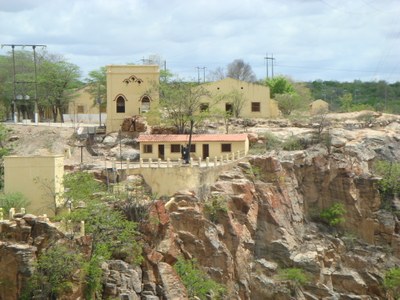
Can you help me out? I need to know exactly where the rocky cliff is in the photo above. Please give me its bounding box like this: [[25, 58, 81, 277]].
[[1, 115, 400, 299]]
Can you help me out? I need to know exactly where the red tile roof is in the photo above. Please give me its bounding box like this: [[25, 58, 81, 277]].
[[137, 133, 248, 143]]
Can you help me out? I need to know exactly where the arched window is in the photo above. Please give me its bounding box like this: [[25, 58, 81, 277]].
[[140, 95, 151, 113], [116, 96, 125, 113]]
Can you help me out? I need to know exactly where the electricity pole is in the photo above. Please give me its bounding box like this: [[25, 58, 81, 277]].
[[196, 66, 206, 83], [1, 44, 46, 124], [264, 53, 275, 79]]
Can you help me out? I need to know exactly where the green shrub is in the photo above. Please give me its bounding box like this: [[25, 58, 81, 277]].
[[204, 194, 228, 223], [0, 192, 30, 213], [174, 257, 225, 299], [63, 171, 106, 205], [264, 132, 282, 151], [278, 268, 309, 286], [320, 203, 346, 226], [373, 161, 400, 199], [23, 245, 83, 299], [384, 267, 400, 298], [282, 135, 304, 151]]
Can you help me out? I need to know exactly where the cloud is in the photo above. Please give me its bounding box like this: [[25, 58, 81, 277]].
[[0, 0, 399, 82]]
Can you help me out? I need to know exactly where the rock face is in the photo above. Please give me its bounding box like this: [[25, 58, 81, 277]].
[[137, 121, 400, 299], [1, 117, 400, 299]]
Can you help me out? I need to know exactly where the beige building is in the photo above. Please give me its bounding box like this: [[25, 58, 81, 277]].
[[106, 65, 159, 132], [65, 86, 106, 124], [137, 133, 249, 161], [4, 155, 64, 216], [199, 78, 279, 118]]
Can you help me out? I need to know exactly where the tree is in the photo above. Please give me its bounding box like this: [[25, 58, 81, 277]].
[[339, 92, 353, 112], [207, 67, 225, 82], [226, 59, 256, 82], [159, 80, 210, 133], [85, 66, 107, 110], [213, 89, 246, 118], [275, 93, 302, 116], [37, 53, 81, 122], [265, 76, 295, 98]]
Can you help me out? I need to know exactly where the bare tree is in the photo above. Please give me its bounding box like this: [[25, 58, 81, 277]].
[[226, 59, 256, 82], [208, 67, 226, 81]]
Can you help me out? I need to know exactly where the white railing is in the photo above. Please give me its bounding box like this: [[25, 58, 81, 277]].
[[127, 150, 247, 170]]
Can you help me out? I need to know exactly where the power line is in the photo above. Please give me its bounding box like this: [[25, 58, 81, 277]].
[[264, 53, 275, 79]]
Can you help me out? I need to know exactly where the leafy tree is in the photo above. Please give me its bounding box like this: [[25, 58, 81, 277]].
[[213, 89, 246, 118], [37, 53, 81, 122], [339, 92, 353, 112], [174, 256, 225, 299], [275, 93, 302, 116], [0, 192, 30, 214], [226, 59, 256, 82], [85, 66, 107, 110], [265, 76, 295, 98], [157, 78, 210, 134], [24, 244, 83, 300]]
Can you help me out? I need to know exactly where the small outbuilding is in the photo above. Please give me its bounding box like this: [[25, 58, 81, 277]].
[[137, 133, 249, 161]]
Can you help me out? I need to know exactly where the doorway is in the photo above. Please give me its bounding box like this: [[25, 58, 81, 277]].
[[202, 144, 209, 159], [158, 144, 165, 160]]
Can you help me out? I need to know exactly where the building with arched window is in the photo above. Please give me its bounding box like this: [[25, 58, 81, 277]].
[[106, 65, 159, 132]]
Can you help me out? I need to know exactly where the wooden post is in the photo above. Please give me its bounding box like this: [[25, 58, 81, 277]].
[[139, 158, 143, 168], [198, 157, 202, 167], [206, 157, 209, 167], [149, 158, 152, 168], [158, 158, 161, 168]]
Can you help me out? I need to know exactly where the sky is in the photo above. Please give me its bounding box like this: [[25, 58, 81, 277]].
[[0, 0, 399, 83]]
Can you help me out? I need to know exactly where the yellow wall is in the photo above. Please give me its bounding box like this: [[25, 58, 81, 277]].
[[200, 78, 279, 118], [128, 160, 241, 198], [4, 155, 64, 216], [140, 139, 249, 161], [106, 65, 159, 132], [68, 86, 99, 115]]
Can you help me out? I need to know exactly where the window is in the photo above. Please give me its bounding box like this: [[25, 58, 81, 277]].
[[221, 143, 232, 152], [171, 144, 181, 153], [200, 103, 209, 112], [116, 96, 125, 113], [190, 144, 196, 152], [77, 105, 84, 113], [143, 144, 153, 153], [225, 103, 233, 114], [251, 102, 261, 112], [141, 96, 150, 113]]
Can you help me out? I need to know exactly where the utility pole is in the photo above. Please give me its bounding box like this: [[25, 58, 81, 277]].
[[264, 53, 275, 79], [196, 66, 206, 84], [1, 44, 46, 123]]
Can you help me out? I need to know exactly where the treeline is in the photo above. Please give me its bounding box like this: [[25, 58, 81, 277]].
[[308, 80, 400, 114]]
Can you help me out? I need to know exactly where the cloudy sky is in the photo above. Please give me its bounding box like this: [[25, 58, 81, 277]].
[[0, 0, 399, 83]]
